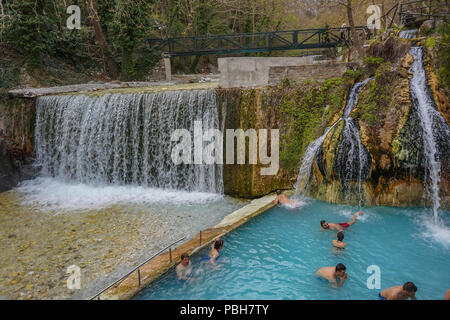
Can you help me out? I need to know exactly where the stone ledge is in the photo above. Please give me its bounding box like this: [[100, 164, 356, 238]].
[[8, 81, 219, 98]]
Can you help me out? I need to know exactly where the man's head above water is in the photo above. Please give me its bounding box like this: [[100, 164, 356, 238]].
[[276, 190, 281, 195], [403, 282, 417, 294], [180, 253, 190, 266], [335, 263, 346, 276], [320, 220, 329, 229]]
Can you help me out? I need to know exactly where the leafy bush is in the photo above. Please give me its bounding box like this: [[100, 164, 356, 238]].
[[436, 22, 450, 88]]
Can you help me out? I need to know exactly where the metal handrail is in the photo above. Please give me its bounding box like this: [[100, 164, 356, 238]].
[[89, 236, 186, 300]]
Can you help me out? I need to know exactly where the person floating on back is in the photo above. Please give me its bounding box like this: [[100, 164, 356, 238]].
[[320, 211, 363, 231], [274, 190, 300, 208], [332, 231, 347, 249], [315, 263, 348, 288], [176, 253, 194, 281], [379, 282, 418, 300]]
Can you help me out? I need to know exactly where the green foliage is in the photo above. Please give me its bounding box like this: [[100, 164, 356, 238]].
[[363, 56, 384, 70], [343, 68, 362, 82], [353, 62, 393, 126], [436, 22, 450, 89], [425, 37, 436, 48], [279, 78, 346, 169], [3, 1, 91, 66]]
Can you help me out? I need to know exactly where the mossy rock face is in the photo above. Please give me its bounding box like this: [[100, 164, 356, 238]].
[[0, 96, 35, 157], [299, 42, 449, 209], [0, 138, 20, 192], [218, 77, 351, 198]]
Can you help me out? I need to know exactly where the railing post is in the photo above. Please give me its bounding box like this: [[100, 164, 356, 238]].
[[138, 268, 141, 287], [293, 31, 298, 46], [169, 247, 172, 264], [200, 230, 202, 246]]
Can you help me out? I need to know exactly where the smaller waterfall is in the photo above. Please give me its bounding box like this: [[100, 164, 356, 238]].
[[408, 46, 450, 223], [339, 78, 372, 206], [296, 78, 372, 202], [295, 122, 339, 192], [398, 29, 418, 39]]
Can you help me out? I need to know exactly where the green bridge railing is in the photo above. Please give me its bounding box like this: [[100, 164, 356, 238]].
[[148, 26, 371, 57]]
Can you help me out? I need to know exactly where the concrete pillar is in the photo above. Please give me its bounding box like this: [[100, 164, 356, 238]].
[[164, 57, 172, 82]]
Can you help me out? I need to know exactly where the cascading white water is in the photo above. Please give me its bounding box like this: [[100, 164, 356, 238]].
[[34, 90, 223, 193], [339, 78, 372, 206], [295, 122, 338, 192], [398, 29, 418, 39], [296, 78, 372, 205], [408, 46, 450, 223]]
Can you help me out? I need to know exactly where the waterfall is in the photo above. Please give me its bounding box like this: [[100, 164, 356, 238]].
[[34, 90, 223, 193], [295, 122, 338, 193], [296, 78, 372, 206], [339, 78, 372, 206], [398, 29, 418, 39], [408, 46, 450, 223]]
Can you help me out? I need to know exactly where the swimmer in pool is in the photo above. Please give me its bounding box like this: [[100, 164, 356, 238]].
[[315, 263, 348, 288], [379, 282, 417, 300], [320, 211, 363, 231], [274, 190, 296, 206], [206, 238, 224, 264], [332, 231, 347, 249], [176, 253, 194, 281]]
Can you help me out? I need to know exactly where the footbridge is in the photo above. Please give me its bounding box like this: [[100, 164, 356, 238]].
[[148, 26, 371, 57]]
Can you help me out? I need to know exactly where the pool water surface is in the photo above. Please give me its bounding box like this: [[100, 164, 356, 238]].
[[135, 198, 450, 300]]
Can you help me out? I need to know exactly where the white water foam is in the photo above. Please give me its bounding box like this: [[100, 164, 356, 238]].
[[415, 213, 450, 249], [16, 177, 223, 212], [336, 208, 370, 223]]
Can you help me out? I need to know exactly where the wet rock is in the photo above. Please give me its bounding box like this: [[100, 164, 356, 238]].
[[419, 20, 435, 37], [0, 139, 20, 192]]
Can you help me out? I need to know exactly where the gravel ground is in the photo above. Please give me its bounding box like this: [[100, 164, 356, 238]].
[[0, 189, 245, 300]]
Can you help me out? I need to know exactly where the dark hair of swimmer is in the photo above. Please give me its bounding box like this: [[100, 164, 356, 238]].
[[214, 239, 224, 250], [320, 220, 327, 227], [181, 253, 189, 260], [276, 190, 281, 195], [403, 282, 417, 293], [337, 232, 344, 241], [335, 263, 346, 272]]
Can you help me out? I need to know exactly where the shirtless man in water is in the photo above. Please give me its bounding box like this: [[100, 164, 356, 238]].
[[320, 211, 363, 231], [379, 282, 418, 300], [176, 253, 194, 281], [315, 263, 348, 288], [274, 190, 295, 206]]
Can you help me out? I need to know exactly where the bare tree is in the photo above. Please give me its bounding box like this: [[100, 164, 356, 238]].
[[89, 0, 118, 78], [331, 0, 365, 58]]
